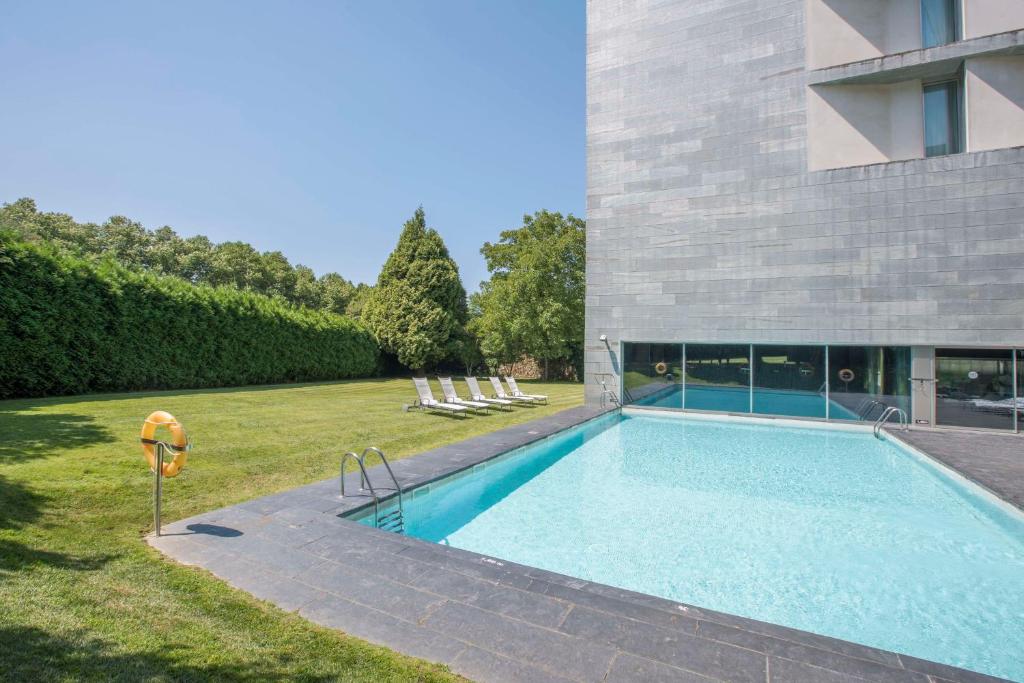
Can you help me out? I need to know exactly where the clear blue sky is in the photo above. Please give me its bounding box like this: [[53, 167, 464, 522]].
[[0, 1, 585, 289]]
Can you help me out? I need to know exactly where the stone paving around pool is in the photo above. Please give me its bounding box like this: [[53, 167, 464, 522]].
[[150, 407, 1013, 683]]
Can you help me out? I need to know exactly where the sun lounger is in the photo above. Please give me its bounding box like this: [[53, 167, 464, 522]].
[[411, 377, 469, 417], [438, 376, 492, 413], [465, 377, 514, 410], [503, 376, 548, 404], [489, 376, 537, 403]]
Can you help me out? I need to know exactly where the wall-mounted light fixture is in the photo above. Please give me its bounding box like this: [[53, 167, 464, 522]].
[[599, 334, 607, 342]]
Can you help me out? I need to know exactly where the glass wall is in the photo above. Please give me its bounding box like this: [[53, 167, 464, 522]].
[[752, 345, 826, 418], [683, 344, 751, 413], [619, 342, 1022, 430], [936, 349, 1015, 430], [622, 343, 682, 409], [827, 346, 911, 421]]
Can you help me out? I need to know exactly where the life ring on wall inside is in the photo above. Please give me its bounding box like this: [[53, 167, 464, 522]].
[[654, 362, 668, 375], [838, 368, 855, 383], [140, 411, 189, 477]]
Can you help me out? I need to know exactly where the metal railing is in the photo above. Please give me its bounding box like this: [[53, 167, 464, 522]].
[[340, 447, 404, 533], [873, 406, 908, 438]]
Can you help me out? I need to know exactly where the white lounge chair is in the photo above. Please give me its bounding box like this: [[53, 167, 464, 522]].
[[438, 376, 492, 413], [411, 377, 469, 417], [489, 376, 537, 403], [465, 377, 514, 410], [503, 376, 548, 404]]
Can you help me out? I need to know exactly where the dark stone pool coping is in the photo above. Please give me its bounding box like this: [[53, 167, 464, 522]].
[[150, 406, 1013, 683]]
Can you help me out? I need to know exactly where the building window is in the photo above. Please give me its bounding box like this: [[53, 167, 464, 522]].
[[684, 344, 750, 413], [752, 345, 827, 418], [923, 79, 963, 157], [935, 348, 1015, 430], [827, 346, 911, 421], [921, 0, 960, 48], [622, 343, 682, 408]]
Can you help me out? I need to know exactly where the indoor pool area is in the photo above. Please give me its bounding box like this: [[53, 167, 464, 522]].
[[357, 411, 1024, 681]]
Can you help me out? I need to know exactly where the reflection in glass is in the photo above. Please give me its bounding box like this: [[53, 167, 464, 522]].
[[924, 80, 963, 157], [753, 345, 826, 418], [684, 344, 751, 413], [921, 0, 959, 48], [936, 349, 1014, 430], [622, 342, 682, 408], [827, 346, 911, 421]]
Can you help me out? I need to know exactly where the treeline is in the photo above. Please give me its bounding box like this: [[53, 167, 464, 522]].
[[0, 234, 378, 398], [1, 197, 586, 397], [0, 198, 372, 317]]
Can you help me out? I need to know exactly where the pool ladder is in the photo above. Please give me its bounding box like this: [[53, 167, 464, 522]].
[[594, 373, 622, 409], [873, 407, 908, 438], [340, 447, 405, 534]]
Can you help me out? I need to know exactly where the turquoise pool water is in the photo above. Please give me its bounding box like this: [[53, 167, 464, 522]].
[[634, 384, 862, 420], [362, 413, 1024, 680]]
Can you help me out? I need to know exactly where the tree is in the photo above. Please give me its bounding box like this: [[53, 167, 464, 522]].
[[362, 207, 467, 372], [474, 210, 585, 380], [0, 198, 369, 315]]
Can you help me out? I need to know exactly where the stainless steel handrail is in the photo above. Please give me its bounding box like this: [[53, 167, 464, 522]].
[[340, 447, 404, 532], [873, 407, 908, 438], [361, 447, 404, 513], [340, 451, 379, 523]]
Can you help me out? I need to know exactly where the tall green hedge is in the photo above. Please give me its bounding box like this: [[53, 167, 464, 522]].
[[0, 234, 379, 398]]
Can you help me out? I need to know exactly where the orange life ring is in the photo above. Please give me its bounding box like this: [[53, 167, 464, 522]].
[[140, 411, 189, 477], [654, 362, 668, 375]]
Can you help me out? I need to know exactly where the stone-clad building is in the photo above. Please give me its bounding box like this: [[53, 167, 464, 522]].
[[585, 0, 1024, 431]]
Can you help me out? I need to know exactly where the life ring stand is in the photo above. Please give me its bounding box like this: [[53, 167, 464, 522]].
[[140, 411, 190, 478], [654, 362, 668, 375], [838, 368, 855, 383]]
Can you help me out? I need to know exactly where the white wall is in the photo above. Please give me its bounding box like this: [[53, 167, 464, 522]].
[[964, 0, 1024, 39], [967, 56, 1024, 151], [806, 0, 921, 69], [807, 80, 924, 170]]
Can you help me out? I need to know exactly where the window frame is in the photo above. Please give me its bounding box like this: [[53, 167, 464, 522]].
[[922, 74, 964, 158]]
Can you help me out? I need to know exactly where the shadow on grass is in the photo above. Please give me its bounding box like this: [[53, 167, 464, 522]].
[[0, 474, 116, 575], [0, 409, 114, 463], [0, 625, 344, 682], [0, 376, 405, 407]]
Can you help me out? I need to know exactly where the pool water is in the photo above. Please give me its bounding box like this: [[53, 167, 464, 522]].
[[362, 413, 1024, 680]]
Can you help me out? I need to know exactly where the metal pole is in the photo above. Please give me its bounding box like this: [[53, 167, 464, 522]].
[[154, 443, 164, 537], [1014, 350, 1019, 434], [824, 345, 830, 421], [681, 343, 687, 410]]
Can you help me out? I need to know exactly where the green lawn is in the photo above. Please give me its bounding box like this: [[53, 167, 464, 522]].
[[0, 378, 584, 681]]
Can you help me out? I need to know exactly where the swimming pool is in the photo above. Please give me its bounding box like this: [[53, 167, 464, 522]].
[[357, 412, 1024, 680]]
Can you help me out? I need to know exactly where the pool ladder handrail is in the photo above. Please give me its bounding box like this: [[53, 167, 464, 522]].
[[594, 373, 622, 409], [340, 447, 405, 533], [873, 406, 908, 438]]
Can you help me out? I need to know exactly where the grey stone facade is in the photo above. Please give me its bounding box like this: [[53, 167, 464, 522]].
[[584, 0, 1024, 406]]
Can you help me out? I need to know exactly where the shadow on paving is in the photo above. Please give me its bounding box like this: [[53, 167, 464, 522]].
[[0, 626, 348, 682], [0, 409, 114, 464]]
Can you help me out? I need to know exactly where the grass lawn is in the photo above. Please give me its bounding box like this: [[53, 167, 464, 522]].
[[0, 377, 583, 681]]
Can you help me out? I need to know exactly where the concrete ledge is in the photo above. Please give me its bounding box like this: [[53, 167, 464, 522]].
[[808, 29, 1024, 85]]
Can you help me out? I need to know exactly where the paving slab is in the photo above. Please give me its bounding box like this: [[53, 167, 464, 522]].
[[150, 406, 1016, 683]]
